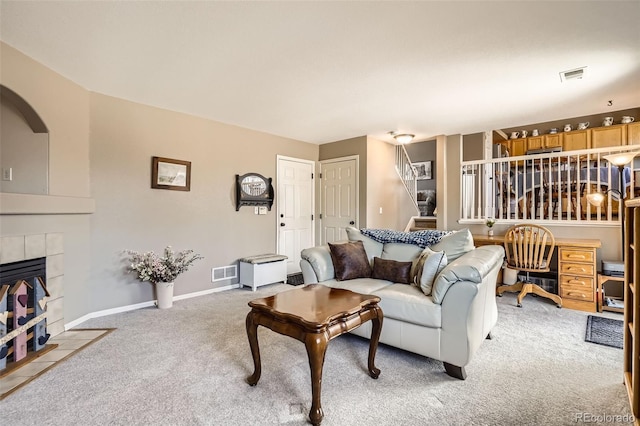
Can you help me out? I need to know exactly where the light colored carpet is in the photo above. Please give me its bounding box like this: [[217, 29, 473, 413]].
[[3, 284, 632, 425]]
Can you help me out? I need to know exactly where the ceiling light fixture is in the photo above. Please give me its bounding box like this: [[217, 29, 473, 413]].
[[392, 133, 414, 144]]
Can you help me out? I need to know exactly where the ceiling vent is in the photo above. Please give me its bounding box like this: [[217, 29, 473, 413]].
[[560, 67, 586, 82]]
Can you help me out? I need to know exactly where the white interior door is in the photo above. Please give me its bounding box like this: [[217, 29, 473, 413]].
[[277, 156, 315, 274], [321, 156, 358, 244]]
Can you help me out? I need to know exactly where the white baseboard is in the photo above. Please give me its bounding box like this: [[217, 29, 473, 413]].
[[64, 283, 242, 330]]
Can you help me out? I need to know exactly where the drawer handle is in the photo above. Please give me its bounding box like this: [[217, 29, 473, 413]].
[[567, 267, 586, 272], [568, 279, 586, 285], [567, 254, 587, 259], [567, 292, 586, 298]]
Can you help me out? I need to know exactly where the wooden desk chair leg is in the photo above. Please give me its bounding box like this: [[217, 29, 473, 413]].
[[497, 281, 562, 308], [529, 284, 562, 308], [497, 282, 523, 296]]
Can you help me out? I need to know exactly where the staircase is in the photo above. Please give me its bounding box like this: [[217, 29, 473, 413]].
[[411, 217, 437, 231], [395, 144, 419, 210]]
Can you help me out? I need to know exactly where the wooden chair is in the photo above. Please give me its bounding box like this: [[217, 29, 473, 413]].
[[497, 224, 562, 308]]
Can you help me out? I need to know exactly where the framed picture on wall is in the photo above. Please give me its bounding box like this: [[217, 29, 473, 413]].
[[151, 156, 191, 191], [413, 161, 433, 180]]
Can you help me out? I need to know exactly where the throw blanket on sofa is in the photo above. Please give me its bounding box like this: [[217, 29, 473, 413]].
[[360, 228, 452, 248]]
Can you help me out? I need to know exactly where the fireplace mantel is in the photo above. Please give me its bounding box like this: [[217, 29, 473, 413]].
[[0, 193, 95, 215]]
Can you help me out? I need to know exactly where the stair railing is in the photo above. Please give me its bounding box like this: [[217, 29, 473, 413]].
[[395, 144, 419, 210]]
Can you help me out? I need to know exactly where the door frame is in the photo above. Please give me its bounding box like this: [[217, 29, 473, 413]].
[[276, 155, 316, 263], [320, 155, 360, 242]]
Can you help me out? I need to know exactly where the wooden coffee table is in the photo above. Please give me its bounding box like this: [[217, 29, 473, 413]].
[[245, 284, 383, 425]]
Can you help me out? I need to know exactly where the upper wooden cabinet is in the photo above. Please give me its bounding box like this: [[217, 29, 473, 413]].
[[526, 134, 563, 151], [563, 129, 591, 151], [592, 124, 627, 148], [545, 133, 563, 148], [510, 138, 527, 157], [526, 136, 544, 150], [495, 122, 639, 157], [628, 121, 640, 145]]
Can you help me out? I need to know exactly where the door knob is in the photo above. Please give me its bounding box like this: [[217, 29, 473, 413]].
[[280, 223, 285, 227], [349, 221, 355, 225]]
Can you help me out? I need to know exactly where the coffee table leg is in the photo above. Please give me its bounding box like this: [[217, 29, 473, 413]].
[[245, 311, 261, 386], [368, 305, 383, 379], [305, 332, 329, 426]]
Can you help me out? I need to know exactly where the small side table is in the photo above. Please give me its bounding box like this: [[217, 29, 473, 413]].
[[246, 285, 383, 425], [596, 274, 625, 313], [239, 254, 287, 291]]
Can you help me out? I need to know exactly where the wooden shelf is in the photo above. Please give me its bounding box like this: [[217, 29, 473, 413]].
[[623, 199, 640, 422]]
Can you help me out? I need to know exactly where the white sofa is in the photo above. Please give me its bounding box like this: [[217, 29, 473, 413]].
[[300, 227, 504, 380]]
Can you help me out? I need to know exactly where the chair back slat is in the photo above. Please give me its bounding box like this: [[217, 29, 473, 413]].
[[503, 224, 555, 273]]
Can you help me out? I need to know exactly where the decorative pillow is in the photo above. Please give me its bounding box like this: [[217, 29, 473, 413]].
[[371, 257, 412, 284], [412, 248, 448, 295], [430, 228, 474, 262], [346, 226, 383, 265], [328, 240, 372, 281]]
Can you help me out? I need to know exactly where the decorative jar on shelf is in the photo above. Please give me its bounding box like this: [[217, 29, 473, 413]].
[[488, 229, 494, 237]]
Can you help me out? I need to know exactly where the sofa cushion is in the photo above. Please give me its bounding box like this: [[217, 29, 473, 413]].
[[381, 243, 423, 262], [319, 278, 392, 294], [346, 227, 383, 264], [301, 246, 335, 282], [374, 284, 442, 328], [371, 257, 412, 284], [430, 228, 474, 262], [413, 248, 448, 296], [328, 240, 372, 281]]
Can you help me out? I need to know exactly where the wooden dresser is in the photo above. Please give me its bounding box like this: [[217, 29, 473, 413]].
[[473, 234, 601, 312]]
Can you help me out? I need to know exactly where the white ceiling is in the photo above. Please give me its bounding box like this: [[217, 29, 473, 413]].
[[1, 1, 639, 144]]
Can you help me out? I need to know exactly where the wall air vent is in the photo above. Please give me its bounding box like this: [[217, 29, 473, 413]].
[[211, 265, 237, 282], [560, 67, 586, 82]]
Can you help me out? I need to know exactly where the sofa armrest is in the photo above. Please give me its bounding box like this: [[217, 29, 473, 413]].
[[439, 247, 502, 367], [300, 259, 319, 284], [432, 245, 505, 304], [300, 245, 335, 283]]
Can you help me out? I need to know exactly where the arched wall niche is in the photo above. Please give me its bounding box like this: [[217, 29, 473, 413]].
[[0, 84, 49, 194], [0, 85, 48, 133]]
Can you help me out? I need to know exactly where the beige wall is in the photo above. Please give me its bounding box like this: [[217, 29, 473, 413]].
[[365, 137, 418, 230], [0, 99, 48, 194], [1, 42, 90, 197], [319, 136, 368, 227], [88, 93, 318, 311], [0, 41, 318, 319], [0, 42, 93, 322]]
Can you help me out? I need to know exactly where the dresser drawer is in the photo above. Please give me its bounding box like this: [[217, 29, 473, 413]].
[[560, 263, 595, 276], [560, 249, 595, 263], [560, 276, 595, 302]]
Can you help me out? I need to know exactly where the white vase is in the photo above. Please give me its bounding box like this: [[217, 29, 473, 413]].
[[488, 228, 494, 237], [155, 281, 174, 309]]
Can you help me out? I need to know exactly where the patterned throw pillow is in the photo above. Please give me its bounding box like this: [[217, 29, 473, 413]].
[[413, 247, 448, 296], [328, 241, 372, 281], [371, 257, 412, 284]]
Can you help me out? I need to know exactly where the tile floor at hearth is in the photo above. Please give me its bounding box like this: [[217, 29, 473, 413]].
[[0, 328, 113, 400]]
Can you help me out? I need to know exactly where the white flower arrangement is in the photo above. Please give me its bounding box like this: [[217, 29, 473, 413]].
[[125, 246, 203, 284], [485, 218, 496, 228]]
